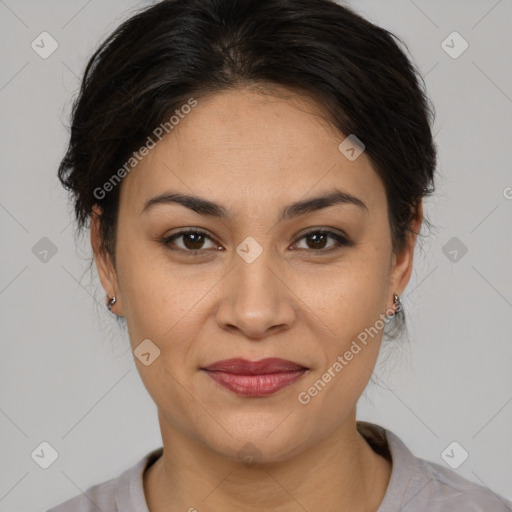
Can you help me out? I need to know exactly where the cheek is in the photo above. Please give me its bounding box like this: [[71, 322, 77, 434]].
[[308, 246, 391, 333], [302, 241, 391, 385], [116, 237, 201, 334], [116, 246, 221, 409], [296, 271, 389, 432], [117, 247, 207, 422]]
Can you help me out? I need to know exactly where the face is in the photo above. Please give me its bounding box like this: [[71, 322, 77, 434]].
[[92, 86, 419, 463]]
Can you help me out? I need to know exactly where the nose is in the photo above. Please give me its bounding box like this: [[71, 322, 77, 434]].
[[215, 246, 297, 340]]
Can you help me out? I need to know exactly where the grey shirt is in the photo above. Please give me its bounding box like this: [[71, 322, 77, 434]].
[[47, 421, 512, 511]]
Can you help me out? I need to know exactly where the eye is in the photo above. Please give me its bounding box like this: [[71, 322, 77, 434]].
[[292, 230, 351, 252], [161, 228, 351, 256], [161, 229, 219, 254]]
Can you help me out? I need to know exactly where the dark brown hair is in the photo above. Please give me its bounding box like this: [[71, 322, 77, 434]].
[[58, 0, 437, 337]]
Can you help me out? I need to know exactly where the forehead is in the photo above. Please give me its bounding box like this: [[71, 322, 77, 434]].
[[119, 87, 386, 217]]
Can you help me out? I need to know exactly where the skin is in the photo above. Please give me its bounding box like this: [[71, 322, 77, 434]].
[[91, 85, 422, 512]]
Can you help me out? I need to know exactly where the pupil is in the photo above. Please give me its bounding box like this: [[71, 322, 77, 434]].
[[308, 233, 326, 249], [184, 233, 204, 250]]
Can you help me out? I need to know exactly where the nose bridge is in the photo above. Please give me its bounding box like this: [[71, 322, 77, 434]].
[[234, 235, 281, 309]]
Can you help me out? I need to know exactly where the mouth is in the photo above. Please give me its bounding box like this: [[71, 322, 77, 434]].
[[200, 358, 309, 397]]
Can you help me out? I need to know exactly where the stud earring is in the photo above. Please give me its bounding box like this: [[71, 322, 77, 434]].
[[393, 292, 402, 313], [106, 294, 117, 311]]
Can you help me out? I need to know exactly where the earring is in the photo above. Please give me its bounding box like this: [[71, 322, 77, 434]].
[[393, 292, 402, 313], [106, 294, 117, 311]]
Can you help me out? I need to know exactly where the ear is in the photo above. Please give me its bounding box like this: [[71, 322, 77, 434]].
[[387, 199, 423, 310], [90, 205, 125, 316]]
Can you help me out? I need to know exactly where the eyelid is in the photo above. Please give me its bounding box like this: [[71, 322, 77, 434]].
[[163, 228, 219, 252], [291, 229, 350, 253], [294, 226, 349, 242]]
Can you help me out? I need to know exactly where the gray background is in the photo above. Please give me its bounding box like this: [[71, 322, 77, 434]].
[[0, 0, 511, 510]]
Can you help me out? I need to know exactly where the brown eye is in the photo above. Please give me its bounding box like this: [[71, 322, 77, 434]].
[[294, 230, 350, 252], [162, 229, 218, 253], [161, 228, 350, 256]]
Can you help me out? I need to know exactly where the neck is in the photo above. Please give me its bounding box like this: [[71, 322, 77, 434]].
[[144, 410, 391, 512]]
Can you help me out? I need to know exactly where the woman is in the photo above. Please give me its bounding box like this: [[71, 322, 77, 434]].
[[48, 0, 512, 510]]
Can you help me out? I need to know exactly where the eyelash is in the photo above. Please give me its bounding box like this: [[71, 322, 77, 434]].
[[160, 228, 351, 256]]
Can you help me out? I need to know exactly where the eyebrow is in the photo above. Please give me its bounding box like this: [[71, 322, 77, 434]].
[[141, 188, 368, 221]]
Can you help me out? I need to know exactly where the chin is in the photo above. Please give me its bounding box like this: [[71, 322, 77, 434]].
[[196, 416, 316, 466]]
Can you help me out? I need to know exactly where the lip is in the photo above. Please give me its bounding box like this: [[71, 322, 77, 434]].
[[201, 358, 309, 397], [202, 357, 307, 374]]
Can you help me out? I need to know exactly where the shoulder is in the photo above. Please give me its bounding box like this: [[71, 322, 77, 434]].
[[46, 477, 116, 512], [357, 421, 512, 511], [415, 455, 512, 510], [45, 447, 163, 512]]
